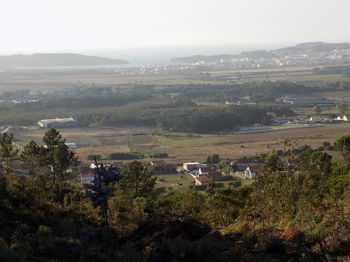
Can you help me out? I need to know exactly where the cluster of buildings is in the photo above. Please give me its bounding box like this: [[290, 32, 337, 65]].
[[80, 158, 261, 187], [272, 114, 349, 126], [175, 46, 350, 70], [276, 96, 343, 108], [182, 162, 224, 186]]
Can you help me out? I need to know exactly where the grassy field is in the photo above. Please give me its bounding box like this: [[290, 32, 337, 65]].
[[1, 65, 349, 95], [155, 79, 230, 85], [155, 174, 195, 191], [0, 73, 183, 92], [206, 65, 350, 83], [208, 66, 317, 75], [154, 173, 255, 192], [12, 123, 350, 165]]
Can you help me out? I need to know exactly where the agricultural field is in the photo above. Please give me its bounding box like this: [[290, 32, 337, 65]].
[[2, 65, 349, 94], [11, 123, 349, 165], [0, 70, 183, 92], [207, 65, 350, 82]]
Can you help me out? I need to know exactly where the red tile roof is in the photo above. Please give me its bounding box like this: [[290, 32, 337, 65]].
[[197, 175, 210, 184]]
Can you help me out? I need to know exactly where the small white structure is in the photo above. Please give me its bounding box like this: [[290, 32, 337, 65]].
[[65, 143, 78, 149], [38, 117, 78, 128], [335, 115, 348, 121], [90, 163, 103, 169]]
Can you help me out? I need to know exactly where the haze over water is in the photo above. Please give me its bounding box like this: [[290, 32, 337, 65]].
[[79, 43, 291, 65]]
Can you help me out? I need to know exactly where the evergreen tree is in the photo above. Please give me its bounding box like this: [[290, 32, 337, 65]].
[[0, 133, 18, 176], [335, 134, 350, 161], [42, 129, 78, 201], [119, 161, 156, 200], [21, 140, 45, 176]]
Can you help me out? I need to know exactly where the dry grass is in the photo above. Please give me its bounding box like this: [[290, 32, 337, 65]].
[[12, 124, 350, 164], [155, 174, 195, 191], [0, 74, 182, 92]]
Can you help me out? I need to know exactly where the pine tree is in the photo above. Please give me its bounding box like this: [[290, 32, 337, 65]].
[[0, 133, 19, 176]]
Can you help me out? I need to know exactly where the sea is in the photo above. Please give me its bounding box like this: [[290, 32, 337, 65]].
[[80, 44, 287, 66]]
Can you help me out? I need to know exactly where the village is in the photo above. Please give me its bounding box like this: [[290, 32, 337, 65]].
[[30, 107, 349, 192], [80, 156, 262, 192]]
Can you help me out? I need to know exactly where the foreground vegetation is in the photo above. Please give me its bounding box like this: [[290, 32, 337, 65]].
[[1, 129, 350, 261]]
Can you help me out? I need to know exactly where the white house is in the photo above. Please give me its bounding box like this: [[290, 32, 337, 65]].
[[244, 166, 257, 179], [183, 162, 202, 171]]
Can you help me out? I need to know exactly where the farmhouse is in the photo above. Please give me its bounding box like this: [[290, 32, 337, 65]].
[[194, 172, 223, 186], [38, 117, 79, 128], [232, 157, 262, 179], [244, 166, 257, 179], [231, 157, 261, 171], [195, 175, 210, 186], [199, 166, 213, 175], [183, 162, 207, 171]]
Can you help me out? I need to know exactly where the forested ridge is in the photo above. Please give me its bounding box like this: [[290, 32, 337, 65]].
[[1, 129, 350, 261], [0, 97, 295, 133]]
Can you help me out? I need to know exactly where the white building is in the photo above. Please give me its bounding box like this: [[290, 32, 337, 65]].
[[38, 117, 78, 128], [65, 143, 78, 149], [183, 162, 208, 171]]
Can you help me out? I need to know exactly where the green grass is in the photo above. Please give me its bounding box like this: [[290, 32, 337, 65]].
[[154, 173, 254, 192], [156, 79, 229, 85], [317, 91, 350, 98], [154, 174, 195, 191]]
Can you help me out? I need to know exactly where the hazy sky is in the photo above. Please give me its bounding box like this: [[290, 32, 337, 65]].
[[1, 0, 349, 54]]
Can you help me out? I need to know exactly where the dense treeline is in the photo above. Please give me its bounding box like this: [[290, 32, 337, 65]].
[[78, 102, 295, 133], [314, 66, 350, 76], [2, 130, 350, 260], [0, 94, 295, 133], [146, 80, 350, 102], [0, 80, 345, 130]]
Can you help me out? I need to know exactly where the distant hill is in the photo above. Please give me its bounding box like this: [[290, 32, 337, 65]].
[[170, 42, 350, 64], [0, 53, 128, 68], [275, 42, 350, 55]]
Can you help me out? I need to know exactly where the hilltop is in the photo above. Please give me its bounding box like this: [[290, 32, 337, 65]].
[[0, 53, 128, 68], [170, 42, 350, 66]]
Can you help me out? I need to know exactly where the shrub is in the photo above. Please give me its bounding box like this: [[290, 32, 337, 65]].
[[150, 152, 168, 158], [108, 152, 145, 160]]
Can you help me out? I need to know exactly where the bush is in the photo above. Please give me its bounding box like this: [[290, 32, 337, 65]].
[[229, 181, 242, 187], [150, 152, 168, 158], [108, 152, 145, 160]]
